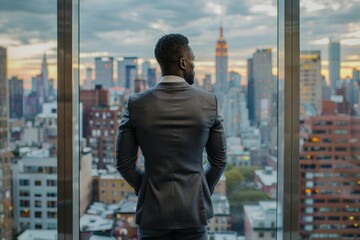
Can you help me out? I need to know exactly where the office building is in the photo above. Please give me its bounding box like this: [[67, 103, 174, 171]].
[[147, 67, 157, 88], [95, 57, 114, 89], [141, 61, 150, 80], [0, 46, 13, 239], [247, 58, 255, 125], [244, 201, 277, 240], [299, 115, 360, 239], [207, 194, 231, 232], [353, 68, 359, 84], [202, 74, 212, 92], [300, 51, 322, 118], [12, 149, 57, 233], [9, 76, 24, 119], [117, 57, 138, 91], [253, 49, 274, 125], [329, 38, 340, 94]]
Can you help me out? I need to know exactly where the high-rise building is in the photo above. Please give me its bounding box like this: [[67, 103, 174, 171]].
[[9, 76, 24, 119], [299, 115, 360, 239], [12, 149, 57, 234], [82, 67, 94, 90], [247, 58, 255, 125], [229, 71, 241, 88], [329, 37, 341, 94], [353, 68, 359, 85], [147, 68, 157, 88], [0, 46, 13, 239], [95, 57, 114, 89], [41, 53, 51, 102], [117, 57, 138, 92], [300, 51, 322, 118], [202, 74, 212, 92], [253, 49, 274, 125], [141, 61, 151, 81], [215, 25, 228, 101]]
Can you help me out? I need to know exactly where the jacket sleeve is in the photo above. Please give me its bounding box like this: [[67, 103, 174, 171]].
[[115, 96, 143, 195], [204, 95, 227, 194]]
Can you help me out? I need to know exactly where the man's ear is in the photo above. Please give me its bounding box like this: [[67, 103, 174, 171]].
[[179, 58, 186, 70]]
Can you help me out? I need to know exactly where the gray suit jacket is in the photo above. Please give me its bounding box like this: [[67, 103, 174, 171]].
[[116, 80, 227, 229]]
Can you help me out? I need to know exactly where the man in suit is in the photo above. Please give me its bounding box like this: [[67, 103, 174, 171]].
[[116, 33, 227, 240]]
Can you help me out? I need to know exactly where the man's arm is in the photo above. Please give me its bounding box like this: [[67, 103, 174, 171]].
[[115, 96, 143, 195], [204, 95, 227, 194]]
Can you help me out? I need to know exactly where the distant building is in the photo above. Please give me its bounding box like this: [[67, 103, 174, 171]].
[[92, 170, 132, 204], [244, 201, 277, 240], [141, 61, 150, 81], [88, 107, 121, 169], [253, 49, 273, 125], [255, 167, 277, 199], [134, 78, 147, 93], [203, 74, 212, 92], [214, 175, 227, 196], [80, 143, 93, 216], [329, 37, 340, 94], [117, 57, 138, 92], [147, 68, 157, 88], [353, 68, 359, 84], [82, 67, 94, 90], [215, 25, 228, 104], [95, 57, 114, 89], [247, 58, 255, 125], [226, 137, 250, 167], [300, 51, 322, 118], [9, 76, 24, 119], [207, 194, 231, 232], [12, 149, 57, 233], [229, 71, 241, 87]]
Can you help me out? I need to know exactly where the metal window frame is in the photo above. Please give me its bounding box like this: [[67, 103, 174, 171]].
[[57, 0, 79, 239], [56, 0, 299, 239], [278, 0, 300, 239]]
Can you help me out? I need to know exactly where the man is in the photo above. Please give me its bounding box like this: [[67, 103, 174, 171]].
[[116, 33, 227, 240]]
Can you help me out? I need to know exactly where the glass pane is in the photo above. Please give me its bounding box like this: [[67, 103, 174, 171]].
[[80, 1, 278, 239], [0, 0, 58, 238], [299, 0, 360, 239]]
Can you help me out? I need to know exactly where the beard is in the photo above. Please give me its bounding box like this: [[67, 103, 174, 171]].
[[185, 70, 195, 85]]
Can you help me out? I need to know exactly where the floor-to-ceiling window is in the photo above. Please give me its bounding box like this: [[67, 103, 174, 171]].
[[79, 1, 278, 239], [0, 1, 59, 238], [298, 0, 360, 239]]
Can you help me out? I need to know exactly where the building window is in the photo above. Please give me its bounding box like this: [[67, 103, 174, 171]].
[[259, 232, 264, 238], [20, 210, 30, 218], [20, 191, 30, 197], [35, 211, 42, 218], [35, 200, 42, 208], [47, 201, 57, 208], [19, 179, 29, 186], [47, 192, 57, 197], [20, 200, 30, 207], [34, 180, 42, 186], [46, 180, 57, 186], [47, 211, 57, 218], [35, 224, 42, 229]]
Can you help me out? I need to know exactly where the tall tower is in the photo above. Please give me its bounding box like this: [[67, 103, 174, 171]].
[[300, 51, 322, 118], [329, 37, 340, 95], [41, 53, 50, 102], [117, 57, 138, 92], [215, 25, 228, 100], [95, 57, 114, 89]]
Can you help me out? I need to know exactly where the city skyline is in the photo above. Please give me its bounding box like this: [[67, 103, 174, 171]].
[[1, 0, 359, 88]]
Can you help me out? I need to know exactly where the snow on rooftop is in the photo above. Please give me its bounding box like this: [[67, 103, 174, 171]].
[[80, 214, 113, 231]]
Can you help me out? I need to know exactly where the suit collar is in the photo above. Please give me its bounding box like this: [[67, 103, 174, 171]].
[[155, 81, 191, 89]]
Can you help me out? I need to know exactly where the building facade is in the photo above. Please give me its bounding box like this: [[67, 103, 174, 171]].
[[95, 57, 114, 89], [329, 38, 340, 94]]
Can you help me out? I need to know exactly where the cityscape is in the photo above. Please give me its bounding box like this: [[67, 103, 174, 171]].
[[1, 1, 360, 240]]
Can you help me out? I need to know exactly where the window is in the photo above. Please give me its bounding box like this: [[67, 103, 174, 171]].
[[19, 179, 29, 186], [34, 180, 42, 186], [35, 211, 42, 218], [47, 201, 56, 208], [20, 200, 30, 208], [46, 180, 57, 187]]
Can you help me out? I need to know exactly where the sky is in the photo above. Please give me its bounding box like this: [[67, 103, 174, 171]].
[[0, 0, 359, 89]]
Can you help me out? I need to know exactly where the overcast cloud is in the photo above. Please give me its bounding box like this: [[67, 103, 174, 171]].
[[0, 0, 359, 84]]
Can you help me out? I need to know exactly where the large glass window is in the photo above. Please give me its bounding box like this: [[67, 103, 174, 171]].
[[299, 0, 360, 239], [79, 1, 278, 239], [0, 0, 58, 238]]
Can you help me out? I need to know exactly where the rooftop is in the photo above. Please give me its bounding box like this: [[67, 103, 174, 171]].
[[17, 230, 57, 240]]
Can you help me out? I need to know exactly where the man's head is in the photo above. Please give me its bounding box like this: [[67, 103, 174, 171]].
[[154, 33, 195, 85]]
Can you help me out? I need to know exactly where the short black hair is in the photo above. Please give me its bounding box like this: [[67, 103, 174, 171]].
[[154, 33, 189, 68]]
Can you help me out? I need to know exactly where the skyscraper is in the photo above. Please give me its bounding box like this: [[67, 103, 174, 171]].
[[117, 57, 138, 92], [300, 51, 322, 118], [0, 46, 13, 239], [247, 58, 255, 125], [0, 47, 9, 149], [41, 53, 51, 102], [329, 37, 340, 94], [253, 49, 273, 125], [141, 61, 151, 81], [9, 76, 24, 119], [147, 68, 157, 88], [215, 25, 228, 99], [82, 67, 94, 90], [95, 57, 114, 89]]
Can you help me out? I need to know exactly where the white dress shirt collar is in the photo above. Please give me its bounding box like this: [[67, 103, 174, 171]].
[[160, 75, 185, 83]]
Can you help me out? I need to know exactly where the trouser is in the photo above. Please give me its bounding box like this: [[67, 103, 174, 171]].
[[138, 226, 208, 240]]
